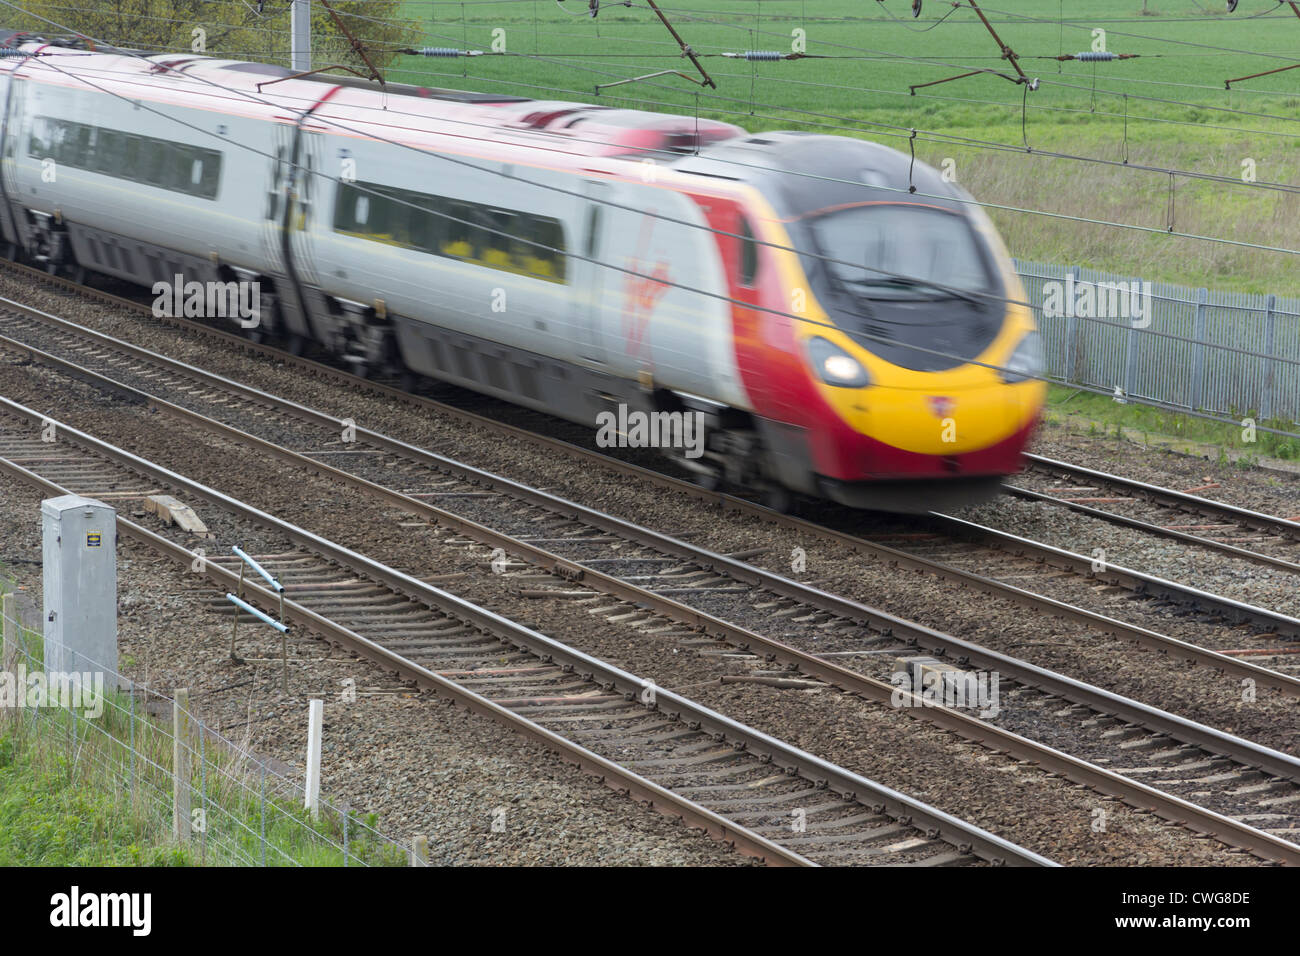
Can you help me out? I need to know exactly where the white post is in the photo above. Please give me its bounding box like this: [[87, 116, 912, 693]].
[[304, 698, 323, 818], [173, 689, 192, 843], [411, 834, 429, 867], [291, 0, 312, 73], [2, 592, 16, 729]]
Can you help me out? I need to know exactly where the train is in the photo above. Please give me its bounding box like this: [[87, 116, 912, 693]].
[[0, 30, 1045, 512]]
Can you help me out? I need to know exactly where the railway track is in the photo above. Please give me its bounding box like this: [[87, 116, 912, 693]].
[[4, 299, 1300, 863], [856, 510, 1300, 671], [1011, 454, 1300, 575], [2, 290, 1296, 684], [104, 276, 1270, 682], [0, 395, 1061, 868]]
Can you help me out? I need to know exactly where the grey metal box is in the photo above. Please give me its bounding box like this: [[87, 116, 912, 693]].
[[42, 495, 119, 686]]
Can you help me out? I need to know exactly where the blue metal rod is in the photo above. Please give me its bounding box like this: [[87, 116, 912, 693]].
[[225, 593, 289, 634], [231, 546, 284, 593]]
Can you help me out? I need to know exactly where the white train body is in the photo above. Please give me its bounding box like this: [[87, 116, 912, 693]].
[[0, 43, 750, 413], [0, 35, 1044, 512]]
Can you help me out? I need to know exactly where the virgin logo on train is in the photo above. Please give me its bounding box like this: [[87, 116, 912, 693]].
[[928, 396, 955, 418]]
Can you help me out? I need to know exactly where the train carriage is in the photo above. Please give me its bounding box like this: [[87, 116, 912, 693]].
[[0, 31, 1044, 511]]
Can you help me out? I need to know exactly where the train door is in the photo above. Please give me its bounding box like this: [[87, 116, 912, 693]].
[[575, 179, 608, 364], [0, 75, 30, 252], [260, 122, 322, 339], [260, 126, 291, 279], [286, 128, 323, 288]]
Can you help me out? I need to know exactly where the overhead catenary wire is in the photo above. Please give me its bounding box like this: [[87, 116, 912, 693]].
[[235, 29, 1300, 261], [57, 8, 1300, 211], [365, 44, 1300, 204], [342, 3, 1300, 134], [354, 27, 1300, 184], [12, 3, 1296, 273]]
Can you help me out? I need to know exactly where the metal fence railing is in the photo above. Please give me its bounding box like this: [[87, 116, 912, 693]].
[[1014, 258, 1300, 425], [0, 587, 412, 867]]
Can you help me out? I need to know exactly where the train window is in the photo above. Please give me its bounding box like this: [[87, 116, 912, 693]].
[[24, 117, 222, 199], [194, 149, 221, 199], [509, 216, 534, 270], [41, 121, 62, 161], [406, 193, 439, 252], [392, 188, 423, 248], [165, 146, 192, 191], [296, 152, 315, 230], [738, 215, 759, 287], [367, 188, 395, 239], [381, 189, 408, 245], [331, 180, 566, 283], [330, 183, 357, 231], [27, 117, 48, 157], [46, 122, 71, 164], [142, 144, 168, 187], [94, 130, 124, 174], [527, 217, 566, 281], [442, 201, 481, 259], [123, 136, 141, 177], [67, 124, 87, 164], [483, 209, 516, 270]]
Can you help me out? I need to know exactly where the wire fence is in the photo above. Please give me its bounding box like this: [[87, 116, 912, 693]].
[[0, 590, 412, 867], [1015, 257, 1300, 426]]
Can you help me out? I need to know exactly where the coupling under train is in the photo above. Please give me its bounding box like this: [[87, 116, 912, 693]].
[[0, 30, 1044, 511]]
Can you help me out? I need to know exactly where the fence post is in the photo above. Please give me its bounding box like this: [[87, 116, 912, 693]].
[[304, 699, 323, 819], [128, 677, 136, 801], [260, 762, 267, 866], [411, 834, 429, 867], [2, 592, 15, 730], [173, 688, 192, 844], [198, 719, 207, 866], [342, 802, 350, 867], [1261, 294, 1277, 422], [1123, 276, 1142, 399], [1190, 286, 1208, 411], [1066, 265, 1081, 383]]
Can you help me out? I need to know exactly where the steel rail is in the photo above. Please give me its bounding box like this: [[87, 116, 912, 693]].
[[0, 448, 813, 866], [4, 327, 1300, 863], [925, 511, 1300, 641], [1026, 453, 1300, 539], [1004, 483, 1300, 574], [3, 302, 1298, 698], [1012, 453, 1300, 573], [2, 274, 1298, 676], [0, 397, 1053, 867]]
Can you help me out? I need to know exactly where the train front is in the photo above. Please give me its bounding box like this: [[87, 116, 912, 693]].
[[698, 133, 1045, 512]]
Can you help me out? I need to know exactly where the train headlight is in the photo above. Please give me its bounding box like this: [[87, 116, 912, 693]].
[[807, 336, 871, 388], [1000, 331, 1043, 384]]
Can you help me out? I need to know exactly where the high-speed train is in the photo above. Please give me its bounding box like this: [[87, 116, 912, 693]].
[[0, 30, 1044, 511]]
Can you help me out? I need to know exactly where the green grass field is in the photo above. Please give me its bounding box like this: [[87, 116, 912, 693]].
[[383, 1, 1300, 295]]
